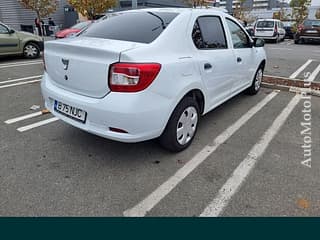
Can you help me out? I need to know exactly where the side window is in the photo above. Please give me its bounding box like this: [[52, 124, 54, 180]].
[[192, 16, 227, 50], [0, 24, 9, 34], [226, 19, 250, 49]]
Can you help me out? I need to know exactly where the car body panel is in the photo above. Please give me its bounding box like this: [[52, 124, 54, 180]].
[[41, 8, 266, 143]]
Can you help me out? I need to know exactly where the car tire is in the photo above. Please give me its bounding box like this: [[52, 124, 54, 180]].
[[23, 42, 40, 59], [246, 65, 264, 95], [159, 97, 200, 152]]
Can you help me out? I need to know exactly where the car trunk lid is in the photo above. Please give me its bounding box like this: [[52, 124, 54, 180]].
[[44, 37, 145, 98]]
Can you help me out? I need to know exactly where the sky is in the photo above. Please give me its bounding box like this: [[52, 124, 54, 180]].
[[311, 0, 320, 6]]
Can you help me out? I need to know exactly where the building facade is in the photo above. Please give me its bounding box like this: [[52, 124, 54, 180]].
[[0, 0, 71, 31]]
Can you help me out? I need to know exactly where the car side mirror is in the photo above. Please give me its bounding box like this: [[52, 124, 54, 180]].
[[254, 38, 265, 47], [9, 29, 15, 34]]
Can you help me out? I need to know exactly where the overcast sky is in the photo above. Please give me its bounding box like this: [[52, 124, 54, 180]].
[[312, 0, 320, 6]]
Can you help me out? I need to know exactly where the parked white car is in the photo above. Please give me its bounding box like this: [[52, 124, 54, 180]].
[[254, 19, 285, 43], [41, 8, 266, 152]]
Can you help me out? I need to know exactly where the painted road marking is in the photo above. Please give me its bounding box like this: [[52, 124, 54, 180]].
[[0, 79, 41, 89], [268, 47, 292, 50], [17, 117, 59, 132], [289, 59, 313, 79], [200, 94, 301, 217], [307, 64, 320, 82], [0, 75, 43, 84], [5, 111, 43, 124], [0, 60, 42, 69], [123, 91, 279, 217]]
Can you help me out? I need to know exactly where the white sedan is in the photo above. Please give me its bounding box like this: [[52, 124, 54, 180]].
[[41, 8, 266, 152]]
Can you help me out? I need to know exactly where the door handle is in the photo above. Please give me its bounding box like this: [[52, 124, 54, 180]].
[[237, 57, 242, 63], [204, 63, 212, 70]]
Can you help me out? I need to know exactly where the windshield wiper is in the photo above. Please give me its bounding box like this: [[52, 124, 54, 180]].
[[147, 11, 166, 30]]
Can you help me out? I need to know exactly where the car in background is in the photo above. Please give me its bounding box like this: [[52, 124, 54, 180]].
[[42, 8, 266, 152], [55, 21, 93, 39], [283, 21, 295, 39], [0, 22, 43, 58], [295, 19, 320, 44], [254, 19, 285, 43]]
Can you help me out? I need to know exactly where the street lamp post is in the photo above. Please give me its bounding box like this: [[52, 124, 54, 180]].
[[132, 0, 138, 9]]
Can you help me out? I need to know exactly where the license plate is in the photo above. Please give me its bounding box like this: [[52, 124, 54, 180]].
[[54, 100, 87, 123], [306, 30, 318, 33]]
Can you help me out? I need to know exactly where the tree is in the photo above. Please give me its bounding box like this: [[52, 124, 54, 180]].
[[290, 0, 311, 26], [182, 0, 210, 8], [19, 0, 58, 22], [68, 0, 116, 20], [315, 8, 320, 19], [233, 0, 247, 20]]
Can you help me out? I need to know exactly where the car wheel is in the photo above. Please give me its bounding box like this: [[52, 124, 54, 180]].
[[159, 97, 199, 152], [246, 66, 264, 95], [23, 42, 40, 59]]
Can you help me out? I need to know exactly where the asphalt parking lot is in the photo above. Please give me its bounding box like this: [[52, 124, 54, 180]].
[[264, 40, 320, 81], [0, 42, 319, 216]]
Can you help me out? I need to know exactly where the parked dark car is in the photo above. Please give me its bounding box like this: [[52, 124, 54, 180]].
[[283, 21, 295, 39], [295, 19, 320, 44]]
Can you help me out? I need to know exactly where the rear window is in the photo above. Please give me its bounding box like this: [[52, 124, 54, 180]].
[[72, 21, 91, 30], [257, 21, 274, 28], [304, 20, 320, 27], [80, 11, 179, 43]]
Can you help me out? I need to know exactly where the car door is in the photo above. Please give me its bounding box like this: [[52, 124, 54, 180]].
[[279, 22, 286, 40], [225, 18, 256, 93], [0, 23, 20, 55], [192, 15, 236, 108]]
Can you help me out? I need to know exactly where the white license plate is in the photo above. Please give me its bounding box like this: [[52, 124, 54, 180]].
[[306, 30, 318, 33], [54, 100, 87, 123]]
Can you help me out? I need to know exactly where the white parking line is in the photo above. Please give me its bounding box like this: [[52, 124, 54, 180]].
[[0, 75, 43, 84], [123, 91, 279, 217], [289, 59, 313, 79], [5, 111, 43, 124], [0, 79, 41, 89], [17, 117, 59, 132], [200, 94, 301, 217], [0, 60, 42, 69], [307, 64, 320, 82]]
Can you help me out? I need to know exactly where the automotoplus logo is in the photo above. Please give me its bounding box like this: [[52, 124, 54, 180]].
[[300, 72, 312, 168]]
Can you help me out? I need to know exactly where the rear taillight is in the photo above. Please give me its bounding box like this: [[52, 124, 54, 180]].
[[275, 24, 278, 33], [298, 24, 304, 32], [109, 63, 161, 92]]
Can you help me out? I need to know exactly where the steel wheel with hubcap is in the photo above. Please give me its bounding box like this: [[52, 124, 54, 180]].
[[160, 96, 200, 152], [23, 43, 40, 59], [246, 65, 264, 95], [176, 106, 198, 146]]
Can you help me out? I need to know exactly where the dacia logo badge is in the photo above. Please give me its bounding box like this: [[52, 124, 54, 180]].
[[62, 58, 69, 70]]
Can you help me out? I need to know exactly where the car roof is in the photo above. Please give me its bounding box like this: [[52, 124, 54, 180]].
[[257, 19, 279, 21], [119, 7, 228, 16]]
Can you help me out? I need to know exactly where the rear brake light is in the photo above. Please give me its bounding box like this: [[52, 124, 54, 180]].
[[109, 63, 161, 92], [275, 24, 278, 33]]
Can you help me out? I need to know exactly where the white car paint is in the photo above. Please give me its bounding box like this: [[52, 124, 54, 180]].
[[41, 8, 266, 150]]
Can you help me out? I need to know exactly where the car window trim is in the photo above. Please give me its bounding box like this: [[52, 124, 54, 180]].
[[225, 17, 252, 49], [192, 15, 228, 50], [0, 23, 9, 34]]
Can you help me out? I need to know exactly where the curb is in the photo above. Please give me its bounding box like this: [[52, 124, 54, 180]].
[[262, 75, 320, 97]]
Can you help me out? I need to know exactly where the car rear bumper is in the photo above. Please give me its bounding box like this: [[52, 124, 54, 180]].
[[41, 73, 172, 143], [254, 36, 278, 40]]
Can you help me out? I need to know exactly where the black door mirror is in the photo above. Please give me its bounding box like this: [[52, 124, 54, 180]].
[[254, 38, 265, 47], [9, 29, 15, 34]]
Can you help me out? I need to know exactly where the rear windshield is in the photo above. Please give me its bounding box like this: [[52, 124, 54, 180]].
[[304, 20, 320, 27], [72, 21, 91, 29], [257, 21, 274, 28], [80, 11, 179, 43]]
